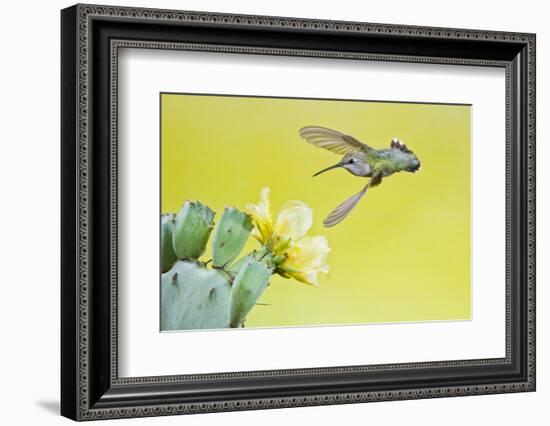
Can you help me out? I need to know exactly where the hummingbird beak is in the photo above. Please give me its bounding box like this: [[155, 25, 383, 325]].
[[313, 163, 342, 177]]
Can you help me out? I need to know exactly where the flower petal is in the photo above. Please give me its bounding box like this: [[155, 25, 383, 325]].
[[245, 187, 273, 244], [274, 201, 313, 241], [286, 270, 320, 286], [287, 236, 330, 271], [280, 236, 330, 286]]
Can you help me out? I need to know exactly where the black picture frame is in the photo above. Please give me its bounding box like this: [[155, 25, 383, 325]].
[[61, 3, 536, 421]]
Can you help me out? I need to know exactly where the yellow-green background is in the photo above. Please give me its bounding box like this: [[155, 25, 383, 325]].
[[161, 93, 471, 327]]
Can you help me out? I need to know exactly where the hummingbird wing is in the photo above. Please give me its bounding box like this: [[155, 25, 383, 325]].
[[323, 174, 383, 227], [299, 126, 373, 155], [323, 183, 369, 227]]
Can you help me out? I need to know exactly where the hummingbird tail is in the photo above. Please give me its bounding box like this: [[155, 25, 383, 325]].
[[323, 183, 370, 227]]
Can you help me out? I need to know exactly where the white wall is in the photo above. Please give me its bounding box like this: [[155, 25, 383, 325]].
[[0, 0, 546, 424]]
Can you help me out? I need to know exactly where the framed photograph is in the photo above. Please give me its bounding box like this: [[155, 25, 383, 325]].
[[61, 4, 536, 421]]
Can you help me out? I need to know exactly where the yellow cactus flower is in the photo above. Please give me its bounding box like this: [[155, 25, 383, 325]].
[[245, 187, 330, 286]]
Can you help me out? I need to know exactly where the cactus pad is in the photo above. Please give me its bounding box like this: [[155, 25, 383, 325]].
[[172, 201, 215, 259], [230, 258, 272, 328], [212, 207, 253, 268], [161, 214, 177, 273], [161, 260, 232, 330]]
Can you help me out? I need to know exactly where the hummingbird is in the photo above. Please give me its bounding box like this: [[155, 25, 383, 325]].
[[299, 126, 421, 227]]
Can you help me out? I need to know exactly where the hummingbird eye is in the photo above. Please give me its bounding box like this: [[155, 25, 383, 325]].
[[348, 158, 355, 164]]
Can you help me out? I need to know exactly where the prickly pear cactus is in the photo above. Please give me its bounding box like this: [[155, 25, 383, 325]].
[[211, 207, 253, 268], [161, 261, 232, 330], [161, 201, 273, 330], [229, 256, 272, 328], [160, 214, 176, 273], [172, 201, 214, 259]]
